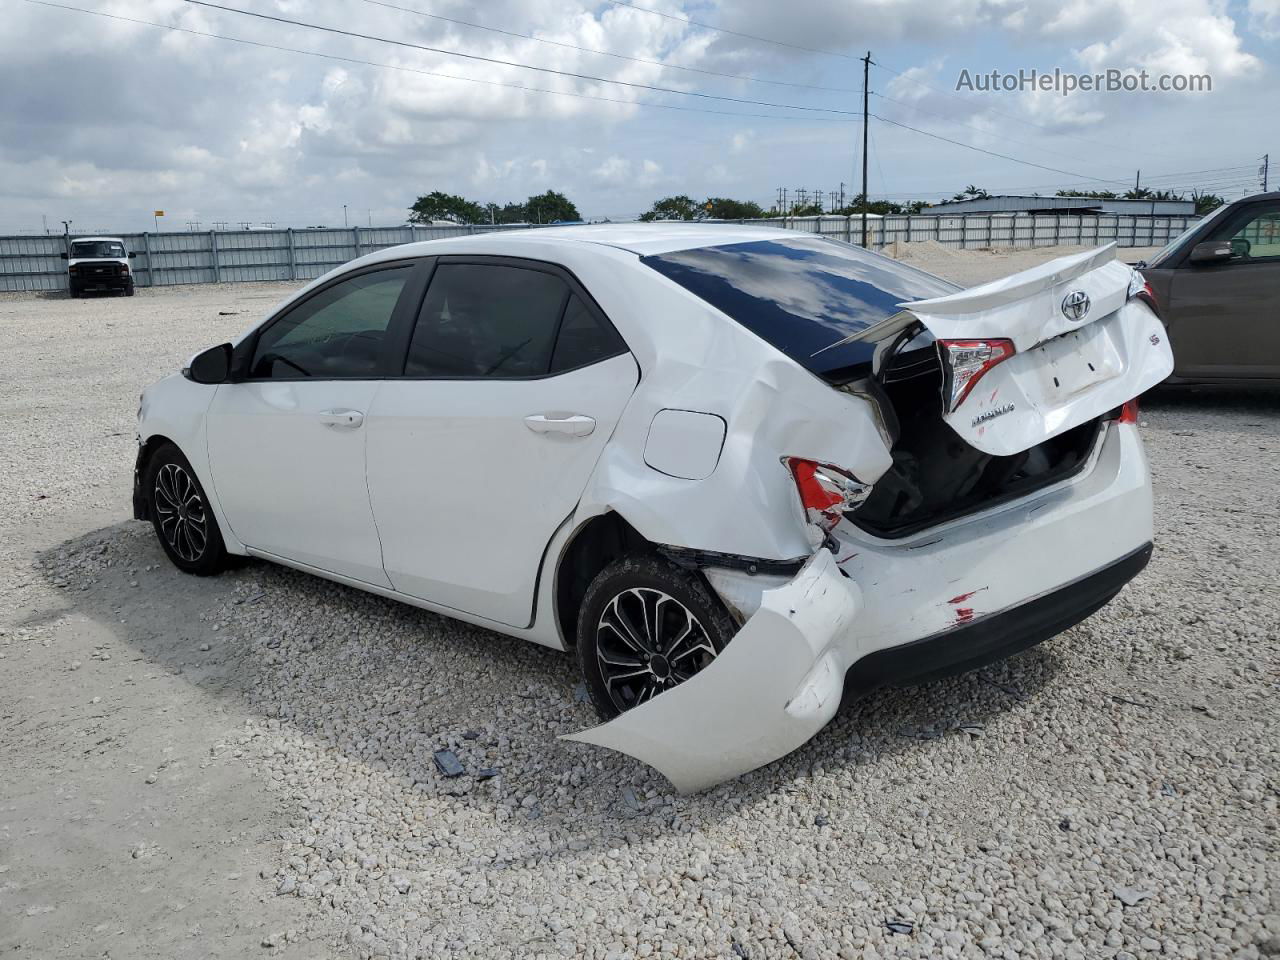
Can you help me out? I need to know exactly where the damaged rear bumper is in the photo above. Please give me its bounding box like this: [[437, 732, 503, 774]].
[[845, 541, 1151, 697], [562, 548, 860, 793]]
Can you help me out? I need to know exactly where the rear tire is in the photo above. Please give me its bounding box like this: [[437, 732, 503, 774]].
[[144, 443, 229, 576], [576, 555, 737, 720]]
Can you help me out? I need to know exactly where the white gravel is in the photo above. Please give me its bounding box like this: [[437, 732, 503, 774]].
[[1, 256, 1277, 960]]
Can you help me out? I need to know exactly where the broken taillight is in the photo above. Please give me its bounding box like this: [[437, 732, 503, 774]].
[[1128, 270, 1159, 317], [784, 457, 872, 534], [938, 339, 1016, 413]]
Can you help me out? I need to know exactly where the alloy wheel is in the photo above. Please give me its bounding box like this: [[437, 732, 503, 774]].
[[154, 462, 208, 563], [595, 587, 719, 712]]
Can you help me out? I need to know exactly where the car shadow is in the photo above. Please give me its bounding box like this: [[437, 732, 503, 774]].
[[33, 519, 1061, 868]]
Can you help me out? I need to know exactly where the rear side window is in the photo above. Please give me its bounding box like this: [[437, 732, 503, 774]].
[[405, 264, 626, 378], [642, 237, 956, 377], [550, 294, 626, 373]]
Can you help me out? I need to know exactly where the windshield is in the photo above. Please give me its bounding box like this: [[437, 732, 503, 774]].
[[641, 237, 957, 377], [71, 241, 125, 259], [1146, 206, 1223, 266]]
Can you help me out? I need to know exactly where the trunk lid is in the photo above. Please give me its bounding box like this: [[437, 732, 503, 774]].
[[899, 243, 1173, 457]]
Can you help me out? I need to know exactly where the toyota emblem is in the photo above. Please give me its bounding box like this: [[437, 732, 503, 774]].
[[1061, 290, 1090, 322]]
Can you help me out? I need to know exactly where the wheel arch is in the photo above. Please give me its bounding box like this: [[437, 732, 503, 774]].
[[133, 433, 179, 520], [554, 511, 656, 649]]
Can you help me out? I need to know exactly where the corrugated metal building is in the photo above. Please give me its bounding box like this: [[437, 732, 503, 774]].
[[929, 195, 1196, 216]]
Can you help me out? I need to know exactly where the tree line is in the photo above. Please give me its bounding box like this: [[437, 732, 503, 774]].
[[637, 194, 930, 220], [408, 184, 1225, 226], [408, 190, 582, 225], [953, 184, 1225, 215]]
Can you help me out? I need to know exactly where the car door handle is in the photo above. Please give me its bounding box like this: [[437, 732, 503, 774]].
[[318, 408, 365, 429], [523, 414, 596, 437]]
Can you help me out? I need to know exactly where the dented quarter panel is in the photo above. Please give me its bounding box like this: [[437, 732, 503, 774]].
[[562, 549, 860, 793]]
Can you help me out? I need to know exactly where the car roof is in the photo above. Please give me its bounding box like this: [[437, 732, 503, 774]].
[[401, 223, 801, 257], [70, 236, 125, 243]]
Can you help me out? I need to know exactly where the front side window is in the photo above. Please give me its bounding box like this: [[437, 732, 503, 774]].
[[405, 264, 570, 378], [71, 241, 125, 259], [249, 266, 411, 379], [1216, 205, 1280, 262]]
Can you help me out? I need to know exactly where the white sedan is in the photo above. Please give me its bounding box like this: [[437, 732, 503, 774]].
[[134, 225, 1172, 790]]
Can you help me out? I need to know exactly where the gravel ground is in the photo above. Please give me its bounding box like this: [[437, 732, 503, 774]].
[[1, 250, 1276, 960]]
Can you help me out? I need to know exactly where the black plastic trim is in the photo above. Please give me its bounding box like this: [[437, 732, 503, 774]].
[[845, 541, 1153, 698], [657, 545, 807, 577]]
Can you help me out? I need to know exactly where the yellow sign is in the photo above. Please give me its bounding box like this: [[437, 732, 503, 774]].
[[154, 210, 164, 217]]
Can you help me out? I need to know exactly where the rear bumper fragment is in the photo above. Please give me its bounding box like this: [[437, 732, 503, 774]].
[[563, 548, 860, 793], [845, 541, 1152, 698]]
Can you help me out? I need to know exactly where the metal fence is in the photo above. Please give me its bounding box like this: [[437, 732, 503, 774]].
[[0, 213, 1197, 293], [751, 212, 1199, 251], [0, 223, 539, 293]]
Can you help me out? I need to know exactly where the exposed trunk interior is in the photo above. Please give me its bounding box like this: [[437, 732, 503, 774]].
[[849, 341, 1103, 539]]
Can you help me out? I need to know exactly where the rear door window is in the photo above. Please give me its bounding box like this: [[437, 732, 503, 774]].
[[550, 294, 627, 373], [405, 263, 626, 378], [642, 237, 956, 377]]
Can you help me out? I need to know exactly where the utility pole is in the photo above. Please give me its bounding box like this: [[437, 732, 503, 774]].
[[343, 204, 348, 228], [839, 182, 846, 210], [1263, 154, 1270, 192], [861, 51, 872, 248], [1134, 170, 1141, 193]]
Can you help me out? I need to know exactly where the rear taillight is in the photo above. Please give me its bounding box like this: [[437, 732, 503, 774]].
[[938, 339, 1016, 412], [1128, 271, 1159, 317], [784, 457, 872, 535], [1116, 398, 1139, 424]]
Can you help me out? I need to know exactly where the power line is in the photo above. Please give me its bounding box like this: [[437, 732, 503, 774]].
[[870, 91, 1105, 167], [356, 0, 861, 94], [20, 0, 857, 124], [183, 0, 869, 118], [185, 3, 1142, 191], [871, 113, 1133, 185], [602, 0, 860, 61]]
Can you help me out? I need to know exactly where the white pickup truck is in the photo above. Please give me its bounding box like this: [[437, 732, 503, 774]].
[[61, 237, 136, 297]]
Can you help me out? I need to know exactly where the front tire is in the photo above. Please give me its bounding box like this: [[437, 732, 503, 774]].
[[124, 281, 135, 297], [144, 444, 229, 575], [577, 556, 737, 720]]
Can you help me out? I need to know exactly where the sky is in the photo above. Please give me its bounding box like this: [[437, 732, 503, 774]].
[[1, 0, 1275, 233]]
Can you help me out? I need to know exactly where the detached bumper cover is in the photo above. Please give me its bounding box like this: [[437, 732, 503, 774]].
[[563, 549, 860, 793]]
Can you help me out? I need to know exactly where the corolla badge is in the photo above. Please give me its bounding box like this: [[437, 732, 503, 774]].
[[1061, 289, 1091, 322]]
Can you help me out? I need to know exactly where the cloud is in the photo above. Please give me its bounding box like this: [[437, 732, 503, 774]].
[[0, 0, 1268, 232], [1246, 0, 1280, 36]]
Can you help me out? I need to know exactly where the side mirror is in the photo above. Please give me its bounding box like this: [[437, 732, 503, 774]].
[[185, 343, 233, 384], [128, 251, 137, 259], [60, 252, 68, 260], [1189, 241, 1233, 264]]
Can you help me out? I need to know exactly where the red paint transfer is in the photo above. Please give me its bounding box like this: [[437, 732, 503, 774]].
[[947, 587, 987, 605], [954, 607, 975, 624]]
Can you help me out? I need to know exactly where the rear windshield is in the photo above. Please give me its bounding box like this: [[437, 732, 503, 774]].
[[71, 241, 125, 258], [642, 237, 956, 377]]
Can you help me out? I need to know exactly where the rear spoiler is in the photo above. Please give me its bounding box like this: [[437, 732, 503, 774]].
[[897, 243, 1133, 352]]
